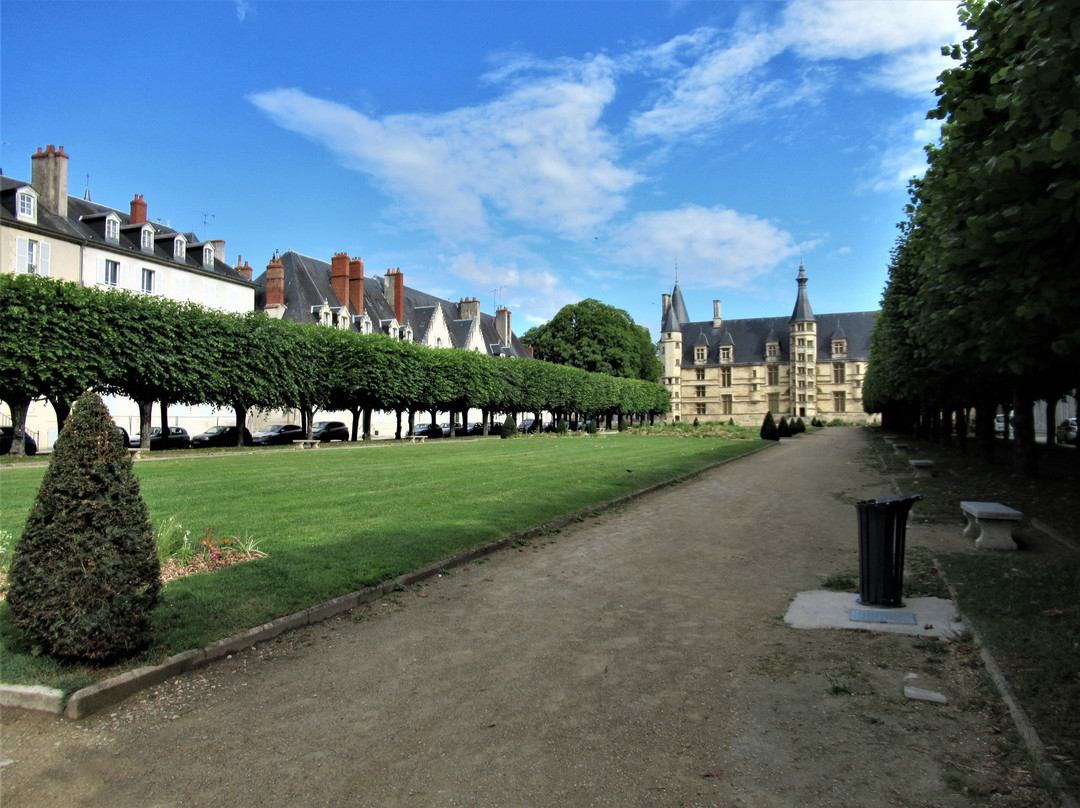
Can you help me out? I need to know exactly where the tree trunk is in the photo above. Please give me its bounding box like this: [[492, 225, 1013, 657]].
[[1045, 400, 1055, 447], [234, 404, 248, 446], [47, 396, 72, 437], [1012, 391, 1038, 478], [481, 408, 490, 436], [350, 408, 361, 442], [159, 401, 170, 435], [137, 400, 153, 450], [4, 398, 31, 457], [395, 409, 403, 440], [975, 397, 996, 464], [362, 407, 373, 441], [407, 410, 415, 437], [954, 407, 968, 455]]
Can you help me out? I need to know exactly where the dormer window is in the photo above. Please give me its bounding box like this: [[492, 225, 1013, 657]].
[[105, 214, 120, 244], [202, 245, 214, 268], [766, 343, 779, 360], [140, 226, 154, 253], [719, 346, 732, 363], [16, 188, 37, 223], [831, 338, 847, 357], [354, 312, 373, 334], [694, 346, 706, 363], [174, 236, 186, 261]]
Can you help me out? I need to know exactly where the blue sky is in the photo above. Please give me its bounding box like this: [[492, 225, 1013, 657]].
[[1, 0, 964, 338]]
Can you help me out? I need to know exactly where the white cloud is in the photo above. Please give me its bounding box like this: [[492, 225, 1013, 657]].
[[443, 251, 576, 325], [611, 206, 801, 288], [865, 113, 941, 192], [249, 59, 637, 242], [235, 0, 252, 22]]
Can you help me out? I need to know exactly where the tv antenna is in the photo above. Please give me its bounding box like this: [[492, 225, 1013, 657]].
[[202, 212, 215, 237], [492, 287, 504, 310]]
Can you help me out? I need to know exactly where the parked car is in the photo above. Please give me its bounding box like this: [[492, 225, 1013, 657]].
[[128, 426, 191, 451], [409, 423, 442, 438], [518, 418, 536, 433], [190, 425, 254, 448], [994, 414, 1013, 434], [466, 422, 486, 436], [0, 426, 38, 456], [113, 425, 130, 447], [439, 421, 464, 436], [312, 421, 349, 442], [252, 424, 304, 445], [1056, 417, 1078, 445]]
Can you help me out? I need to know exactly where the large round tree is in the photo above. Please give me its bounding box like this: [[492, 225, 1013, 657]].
[[7, 391, 161, 661]]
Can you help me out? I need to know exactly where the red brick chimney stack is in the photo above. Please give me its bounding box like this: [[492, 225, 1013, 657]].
[[235, 255, 253, 281], [130, 194, 147, 225], [349, 257, 365, 314], [385, 268, 405, 323], [331, 252, 350, 307], [30, 145, 69, 217], [265, 256, 285, 308]]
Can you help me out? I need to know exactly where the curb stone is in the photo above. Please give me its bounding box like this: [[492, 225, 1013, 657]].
[[0, 442, 776, 720], [935, 560, 1079, 808]]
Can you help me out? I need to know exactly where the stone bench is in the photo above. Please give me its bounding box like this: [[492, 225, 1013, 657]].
[[960, 501, 1023, 550], [292, 439, 320, 450], [892, 443, 909, 453], [909, 459, 935, 478], [128, 448, 143, 461], [408, 435, 427, 444]]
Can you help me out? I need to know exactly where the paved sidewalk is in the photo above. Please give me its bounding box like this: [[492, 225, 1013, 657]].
[[0, 429, 1050, 807]]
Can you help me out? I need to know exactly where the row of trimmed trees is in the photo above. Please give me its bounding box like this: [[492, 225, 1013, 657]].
[[1, 274, 671, 453], [863, 0, 1079, 476]]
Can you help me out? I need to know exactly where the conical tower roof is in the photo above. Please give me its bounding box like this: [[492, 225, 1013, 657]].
[[669, 281, 690, 326], [790, 263, 814, 323]]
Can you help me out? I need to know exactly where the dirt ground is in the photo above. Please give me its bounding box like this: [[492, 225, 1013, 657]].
[[0, 428, 1060, 807]]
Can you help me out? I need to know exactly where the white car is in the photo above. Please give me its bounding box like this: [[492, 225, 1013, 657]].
[[1056, 417, 1077, 445]]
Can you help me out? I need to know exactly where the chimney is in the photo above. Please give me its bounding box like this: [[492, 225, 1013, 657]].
[[527, 344, 534, 358], [662, 293, 672, 319], [331, 252, 350, 306], [130, 194, 147, 225], [713, 300, 722, 328], [349, 257, 365, 315], [496, 306, 512, 346], [385, 268, 404, 323], [235, 255, 253, 281], [210, 239, 226, 266], [30, 145, 69, 217], [265, 255, 285, 310], [459, 296, 480, 320]]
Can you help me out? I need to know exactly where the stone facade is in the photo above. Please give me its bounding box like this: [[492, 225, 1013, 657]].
[[659, 265, 877, 425]]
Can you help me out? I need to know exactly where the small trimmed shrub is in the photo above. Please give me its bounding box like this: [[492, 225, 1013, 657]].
[[500, 415, 517, 439], [794, 417, 806, 434], [693, 417, 700, 428], [760, 411, 780, 441], [6, 392, 161, 661], [585, 420, 599, 434], [557, 417, 569, 434], [617, 417, 628, 432], [778, 416, 793, 438]]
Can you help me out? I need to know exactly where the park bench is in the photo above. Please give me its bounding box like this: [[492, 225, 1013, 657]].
[[909, 459, 935, 478], [292, 439, 320, 450], [128, 448, 143, 461], [892, 442, 909, 453], [960, 501, 1022, 551], [408, 435, 427, 444]]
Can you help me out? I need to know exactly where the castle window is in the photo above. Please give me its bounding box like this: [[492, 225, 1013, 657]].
[[832, 338, 847, 357], [833, 363, 846, 384], [833, 391, 847, 412], [695, 403, 706, 415], [767, 365, 779, 386], [694, 346, 706, 362], [721, 395, 733, 415], [695, 386, 706, 398], [768, 393, 780, 412], [696, 368, 705, 381], [766, 343, 779, 360], [720, 367, 731, 387], [720, 346, 732, 362]]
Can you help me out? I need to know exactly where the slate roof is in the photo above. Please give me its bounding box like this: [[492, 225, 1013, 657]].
[[254, 250, 528, 357], [676, 310, 877, 365], [0, 176, 254, 287]]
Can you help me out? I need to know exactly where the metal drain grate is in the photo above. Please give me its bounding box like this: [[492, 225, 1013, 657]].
[[850, 609, 917, 625]]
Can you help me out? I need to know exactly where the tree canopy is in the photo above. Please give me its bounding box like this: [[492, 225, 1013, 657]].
[[522, 299, 662, 383]]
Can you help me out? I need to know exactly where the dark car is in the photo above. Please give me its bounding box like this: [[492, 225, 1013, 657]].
[[252, 424, 304, 445], [191, 425, 254, 448], [128, 426, 191, 450], [518, 418, 536, 433], [466, 421, 486, 436], [0, 426, 38, 456], [409, 423, 442, 438], [312, 421, 349, 442]]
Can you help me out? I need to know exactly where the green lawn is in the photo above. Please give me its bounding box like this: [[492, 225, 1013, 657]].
[[0, 434, 767, 690]]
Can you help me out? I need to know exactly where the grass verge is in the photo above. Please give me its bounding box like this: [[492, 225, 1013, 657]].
[[0, 434, 767, 692]]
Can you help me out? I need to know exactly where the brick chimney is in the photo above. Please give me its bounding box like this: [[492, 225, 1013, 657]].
[[30, 145, 69, 217], [235, 255, 253, 281], [265, 255, 286, 313], [130, 194, 147, 225], [459, 296, 480, 320], [496, 306, 512, 346], [349, 257, 365, 314], [210, 239, 225, 266], [713, 300, 722, 328], [385, 268, 404, 323], [331, 252, 350, 306]]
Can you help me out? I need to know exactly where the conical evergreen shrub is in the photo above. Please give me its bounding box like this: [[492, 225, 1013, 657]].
[[760, 411, 780, 441], [795, 417, 806, 433], [500, 415, 517, 438], [778, 416, 793, 437], [7, 392, 161, 661]]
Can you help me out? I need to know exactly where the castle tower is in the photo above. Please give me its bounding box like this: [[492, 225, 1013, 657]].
[[660, 279, 688, 420], [789, 262, 817, 419]]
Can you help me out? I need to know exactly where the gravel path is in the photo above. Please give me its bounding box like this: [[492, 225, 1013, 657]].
[[0, 428, 1054, 807]]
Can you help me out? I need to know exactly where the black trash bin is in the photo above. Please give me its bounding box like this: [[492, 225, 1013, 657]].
[[855, 494, 921, 607]]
